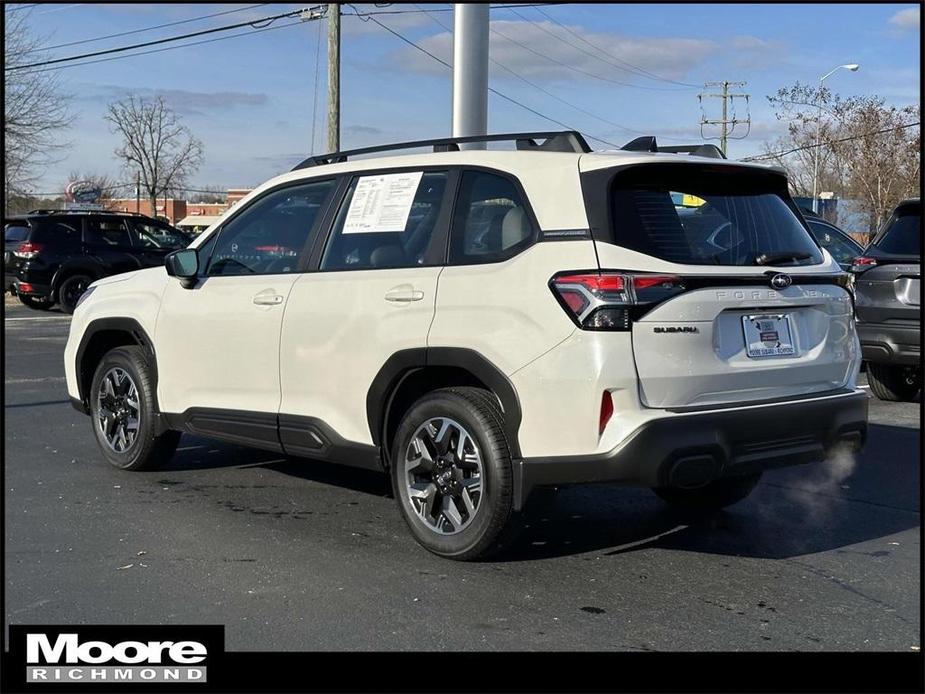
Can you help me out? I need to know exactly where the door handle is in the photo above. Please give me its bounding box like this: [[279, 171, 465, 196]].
[[384, 285, 424, 303], [253, 292, 284, 306]]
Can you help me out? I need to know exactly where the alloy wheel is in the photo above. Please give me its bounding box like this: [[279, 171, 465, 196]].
[[404, 417, 483, 535], [96, 367, 140, 453]]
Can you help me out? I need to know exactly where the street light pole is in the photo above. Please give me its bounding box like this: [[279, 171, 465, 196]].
[[812, 63, 859, 214]]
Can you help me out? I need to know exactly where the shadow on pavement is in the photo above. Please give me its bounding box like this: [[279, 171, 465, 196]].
[[160, 423, 919, 562]]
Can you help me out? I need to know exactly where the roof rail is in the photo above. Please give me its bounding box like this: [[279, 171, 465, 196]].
[[291, 130, 592, 170], [26, 208, 148, 216], [620, 136, 726, 160]]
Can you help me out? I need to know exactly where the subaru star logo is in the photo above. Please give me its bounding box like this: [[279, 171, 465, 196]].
[[770, 273, 792, 289]]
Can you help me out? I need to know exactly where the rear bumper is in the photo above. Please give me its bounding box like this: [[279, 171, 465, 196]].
[[513, 390, 868, 510], [857, 321, 920, 366], [13, 278, 53, 298]]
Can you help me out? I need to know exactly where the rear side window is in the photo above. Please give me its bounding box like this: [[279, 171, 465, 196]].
[[321, 171, 448, 270], [84, 218, 132, 247], [449, 170, 535, 265], [130, 219, 188, 250], [31, 219, 81, 251], [5, 224, 30, 243], [605, 164, 824, 267], [808, 221, 860, 265], [874, 205, 921, 256]]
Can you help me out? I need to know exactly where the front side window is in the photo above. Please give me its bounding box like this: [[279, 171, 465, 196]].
[[320, 171, 448, 271], [207, 180, 335, 276], [608, 165, 824, 266], [130, 219, 188, 250], [84, 218, 131, 247], [449, 171, 535, 265]]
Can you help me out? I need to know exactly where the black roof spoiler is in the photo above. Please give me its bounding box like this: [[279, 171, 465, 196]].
[[620, 136, 726, 160], [291, 130, 592, 170]]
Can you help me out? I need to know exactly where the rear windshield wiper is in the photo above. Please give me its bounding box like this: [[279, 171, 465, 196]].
[[755, 251, 813, 266]]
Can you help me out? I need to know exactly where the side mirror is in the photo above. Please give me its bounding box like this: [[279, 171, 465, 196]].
[[165, 249, 199, 289]]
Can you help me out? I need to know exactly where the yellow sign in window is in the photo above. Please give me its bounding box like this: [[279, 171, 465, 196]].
[[681, 194, 706, 207]]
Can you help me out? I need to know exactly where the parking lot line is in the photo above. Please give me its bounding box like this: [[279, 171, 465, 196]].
[[5, 316, 71, 322]]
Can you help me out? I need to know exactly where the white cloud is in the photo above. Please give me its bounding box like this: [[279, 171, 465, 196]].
[[889, 7, 920, 29], [393, 19, 719, 86]]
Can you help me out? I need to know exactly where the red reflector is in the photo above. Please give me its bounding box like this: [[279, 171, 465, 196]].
[[17, 282, 35, 293], [632, 274, 680, 290], [599, 391, 614, 435], [852, 256, 877, 266], [559, 289, 588, 314]]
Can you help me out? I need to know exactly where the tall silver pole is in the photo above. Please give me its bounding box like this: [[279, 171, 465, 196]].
[[452, 3, 489, 149]]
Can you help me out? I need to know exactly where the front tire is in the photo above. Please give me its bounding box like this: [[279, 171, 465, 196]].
[[57, 274, 92, 314], [866, 363, 920, 402], [18, 294, 55, 310], [391, 387, 516, 560], [89, 346, 180, 471], [653, 472, 762, 514]]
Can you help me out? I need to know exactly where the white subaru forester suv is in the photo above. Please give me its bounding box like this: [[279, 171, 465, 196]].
[[65, 131, 868, 560]]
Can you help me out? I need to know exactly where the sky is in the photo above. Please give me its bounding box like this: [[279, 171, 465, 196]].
[[7, 2, 921, 195]]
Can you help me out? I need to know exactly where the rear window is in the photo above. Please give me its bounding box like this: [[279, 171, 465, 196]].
[[874, 204, 921, 256], [605, 164, 824, 266]]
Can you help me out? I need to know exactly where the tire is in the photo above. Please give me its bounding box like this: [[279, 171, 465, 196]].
[[57, 274, 93, 314], [18, 294, 55, 311], [653, 472, 762, 514], [89, 346, 180, 471], [391, 387, 517, 560], [866, 362, 920, 402]]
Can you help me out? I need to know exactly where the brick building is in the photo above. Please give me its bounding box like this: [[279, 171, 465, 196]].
[[104, 188, 252, 232]]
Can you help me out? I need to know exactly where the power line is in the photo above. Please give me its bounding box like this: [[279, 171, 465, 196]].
[[512, 5, 699, 89], [4, 3, 44, 12], [353, 9, 620, 148], [6, 5, 321, 72], [739, 122, 920, 161], [487, 21, 688, 92], [414, 4, 649, 138], [13, 18, 313, 75], [13, 4, 270, 56]]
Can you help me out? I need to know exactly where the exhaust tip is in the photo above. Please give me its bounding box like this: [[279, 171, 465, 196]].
[[667, 454, 722, 489]]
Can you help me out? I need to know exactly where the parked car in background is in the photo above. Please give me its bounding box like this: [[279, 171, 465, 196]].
[[801, 212, 864, 271], [5, 209, 190, 313], [852, 198, 921, 401]]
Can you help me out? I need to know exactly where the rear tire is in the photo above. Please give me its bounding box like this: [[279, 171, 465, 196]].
[[391, 387, 517, 560], [653, 472, 762, 514], [866, 363, 920, 402], [89, 346, 180, 471], [18, 294, 54, 310], [57, 274, 92, 314]]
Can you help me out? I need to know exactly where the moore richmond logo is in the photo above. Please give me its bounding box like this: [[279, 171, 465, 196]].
[[10, 625, 223, 686]]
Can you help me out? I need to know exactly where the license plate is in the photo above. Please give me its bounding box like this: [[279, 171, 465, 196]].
[[742, 314, 796, 358]]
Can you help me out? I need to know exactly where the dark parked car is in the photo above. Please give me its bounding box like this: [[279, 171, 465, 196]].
[[852, 198, 921, 401], [802, 214, 864, 271], [4, 210, 190, 313]]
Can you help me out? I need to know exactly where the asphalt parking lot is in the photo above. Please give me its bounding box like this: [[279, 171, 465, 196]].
[[3, 296, 921, 652]]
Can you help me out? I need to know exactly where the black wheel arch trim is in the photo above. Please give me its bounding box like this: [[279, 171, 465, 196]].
[[51, 261, 102, 298], [367, 347, 523, 462], [75, 317, 159, 414]]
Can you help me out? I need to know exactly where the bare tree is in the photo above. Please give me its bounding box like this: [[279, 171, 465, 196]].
[[105, 95, 204, 214], [4, 7, 74, 209], [765, 83, 920, 233]]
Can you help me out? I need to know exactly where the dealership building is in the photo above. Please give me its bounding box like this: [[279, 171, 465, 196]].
[[104, 188, 252, 232]]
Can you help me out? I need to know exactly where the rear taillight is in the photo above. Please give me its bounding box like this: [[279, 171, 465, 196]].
[[13, 241, 44, 258], [850, 256, 877, 273], [550, 272, 684, 330]]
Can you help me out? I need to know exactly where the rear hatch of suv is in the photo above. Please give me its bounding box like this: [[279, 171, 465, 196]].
[[578, 157, 857, 410], [853, 199, 921, 328]]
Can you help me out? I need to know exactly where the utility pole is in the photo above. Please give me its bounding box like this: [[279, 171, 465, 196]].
[[327, 3, 340, 153], [135, 171, 140, 214], [452, 3, 489, 149], [700, 81, 750, 156]]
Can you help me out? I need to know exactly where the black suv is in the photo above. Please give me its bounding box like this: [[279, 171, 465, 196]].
[[852, 198, 921, 401], [4, 210, 191, 313]]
